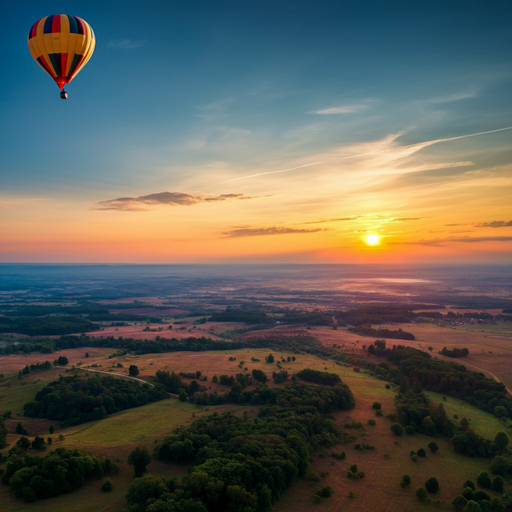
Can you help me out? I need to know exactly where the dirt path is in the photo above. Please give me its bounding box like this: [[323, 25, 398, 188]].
[[76, 367, 179, 397]]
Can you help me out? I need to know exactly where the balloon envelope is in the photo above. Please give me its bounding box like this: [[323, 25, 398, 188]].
[[28, 14, 95, 90]]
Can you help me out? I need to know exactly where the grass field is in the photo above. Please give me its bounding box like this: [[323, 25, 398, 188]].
[[1, 344, 511, 512]]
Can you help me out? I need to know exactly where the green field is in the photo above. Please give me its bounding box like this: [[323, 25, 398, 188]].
[[1, 346, 511, 512]]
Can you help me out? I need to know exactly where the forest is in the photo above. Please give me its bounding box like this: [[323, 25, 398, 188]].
[[22, 374, 168, 426]]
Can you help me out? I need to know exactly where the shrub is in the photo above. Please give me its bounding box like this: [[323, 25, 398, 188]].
[[376, 409, 384, 417], [405, 425, 415, 435], [368, 419, 376, 426], [391, 424, 403, 436], [101, 478, 113, 492], [417, 448, 426, 457], [16, 421, 28, 436], [372, 402, 382, 410], [476, 471, 492, 489], [400, 475, 411, 488], [331, 451, 345, 460], [49, 424, 55, 434], [416, 487, 428, 501], [428, 441, 439, 453], [316, 486, 333, 498], [425, 477, 439, 493]]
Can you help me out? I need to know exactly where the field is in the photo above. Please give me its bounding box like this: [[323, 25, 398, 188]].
[[1, 335, 511, 511]]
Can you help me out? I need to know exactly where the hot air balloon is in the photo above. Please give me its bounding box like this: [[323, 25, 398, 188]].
[[27, 15, 95, 99]]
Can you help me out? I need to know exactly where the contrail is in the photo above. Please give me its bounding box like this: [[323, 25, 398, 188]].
[[218, 126, 512, 184], [405, 126, 512, 148], [219, 161, 325, 183]]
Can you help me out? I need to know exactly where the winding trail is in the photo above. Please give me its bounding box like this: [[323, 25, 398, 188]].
[[76, 367, 179, 397]]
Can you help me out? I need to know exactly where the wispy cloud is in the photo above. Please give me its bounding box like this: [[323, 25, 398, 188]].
[[107, 39, 146, 49], [303, 216, 359, 225], [219, 162, 324, 184], [393, 236, 512, 246], [308, 101, 374, 115], [222, 226, 327, 238], [92, 192, 257, 212], [475, 220, 512, 228], [427, 87, 479, 104]]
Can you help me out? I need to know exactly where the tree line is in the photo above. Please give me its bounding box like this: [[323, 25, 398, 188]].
[[23, 374, 167, 426], [1, 446, 119, 502]]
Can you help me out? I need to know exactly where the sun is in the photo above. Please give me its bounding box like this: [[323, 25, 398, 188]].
[[365, 234, 380, 246]]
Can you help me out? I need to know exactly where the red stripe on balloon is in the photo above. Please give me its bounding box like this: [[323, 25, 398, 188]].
[[52, 14, 61, 33], [31, 19, 41, 38]]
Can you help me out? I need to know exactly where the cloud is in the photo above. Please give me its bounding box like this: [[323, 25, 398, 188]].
[[92, 192, 257, 211], [107, 39, 146, 49], [393, 236, 512, 246], [427, 87, 479, 104], [474, 220, 512, 228], [303, 217, 359, 225], [309, 104, 370, 115], [222, 226, 328, 238], [394, 217, 422, 222]]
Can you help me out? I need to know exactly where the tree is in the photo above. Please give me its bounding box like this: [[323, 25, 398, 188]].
[[490, 498, 505, 512], [452, 495, 468, 511], [16, 436, 31, 450], [490, 456, 508, 477], [101, 478, 113, 492], [179, 389, 187, 402], [425, 477, 439, 493], [16, 421, 28, 436], [128, 446, 152, 477], [31, 436, 47, 450], [476, 471, 491, 489], [400, 475, 411, 488], [463, 480, 476, 491], [416, 487, 428, 501], [49, 424, 55, 434], [251, 369, 267, 383], [492, 476, 504, 492], [428, 441, 439, 453], [265, 353, 275, 364], [391, 424, 403, 436], [405, 426, 415, 435], [85, 352, 89, 358], [372, 402, 382, 410], [129, 365, 139, 377], [0, 417, 8, 448], [417, 448, 426, 457], [493, 431, 509, 452], [57, 356, 69, 365], [464, 501, 483, 512]]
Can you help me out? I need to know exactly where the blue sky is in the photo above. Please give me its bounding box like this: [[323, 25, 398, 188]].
[[1, 1, 512, 263]]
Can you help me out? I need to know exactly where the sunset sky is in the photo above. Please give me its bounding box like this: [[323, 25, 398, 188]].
[[1, 0, 512, 264]]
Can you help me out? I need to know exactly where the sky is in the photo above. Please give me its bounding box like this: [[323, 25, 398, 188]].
[[1, 0, 512, 264]]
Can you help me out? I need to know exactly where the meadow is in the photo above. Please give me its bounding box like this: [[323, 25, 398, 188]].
[[1, 321, 511, 511]]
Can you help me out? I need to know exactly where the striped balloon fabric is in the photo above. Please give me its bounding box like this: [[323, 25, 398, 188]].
[[27, 14, 95, 90]]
